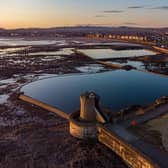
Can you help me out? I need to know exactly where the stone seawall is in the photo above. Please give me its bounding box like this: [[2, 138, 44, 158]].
[[69, 111, 97, 139], [97, 61, 123, 69], [98, 125, 160, 168], [19, 93, 163, 168], [19, 94, 69, 120], [152, 46, 168, 54]]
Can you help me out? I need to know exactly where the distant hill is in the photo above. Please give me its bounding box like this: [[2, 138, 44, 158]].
[[0, 28, 5, 31], [1, 26, 168, 32], [0, 26, 167, 37]]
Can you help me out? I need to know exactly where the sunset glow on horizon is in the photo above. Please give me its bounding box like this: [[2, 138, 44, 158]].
[[0, 0, 168, 29]]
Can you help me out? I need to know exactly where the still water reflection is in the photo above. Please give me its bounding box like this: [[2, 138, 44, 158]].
[[22, 70, 168, 113]]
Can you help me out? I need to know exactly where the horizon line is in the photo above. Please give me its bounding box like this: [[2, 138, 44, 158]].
[[1, 25, 168, 30]]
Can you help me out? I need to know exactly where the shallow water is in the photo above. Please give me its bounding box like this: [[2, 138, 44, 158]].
[[29, 48, 74, 56], [0, 47, 29, 56], [78, 49, 156, 59], [76, 64, 105, 73], [0, 38, 58, 46], [0, 94, 9, 104], [21, 70, 168, 113], [108, 60, 145, 69]]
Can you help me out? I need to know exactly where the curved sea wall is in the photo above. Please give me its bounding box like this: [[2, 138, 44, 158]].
[[152, 46, 168, 54], [19, 94, 69, 120]]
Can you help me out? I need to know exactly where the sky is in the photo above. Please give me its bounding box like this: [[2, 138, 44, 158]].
[[0, 0, 168, 29]]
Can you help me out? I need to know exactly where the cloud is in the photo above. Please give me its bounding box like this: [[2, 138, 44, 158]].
[[123, 22, 137, 25], [128, 6, 144, 9], [95, 15, 106, 18], [152, 6, 168, 10], [103, 10, 123, 13]]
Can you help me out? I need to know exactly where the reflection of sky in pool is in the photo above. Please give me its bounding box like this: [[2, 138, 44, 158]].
[[21, 70, 168, 113], [29, 48, 74, 56], [0, 38, 58, 46], [0, 47, 74, 57], [0, 47, 29, 56], [78, 49, 155, 59], [0, 38, 142, 47]]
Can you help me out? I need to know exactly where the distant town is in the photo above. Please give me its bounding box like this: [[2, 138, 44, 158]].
[[0, 26, 168, 49]]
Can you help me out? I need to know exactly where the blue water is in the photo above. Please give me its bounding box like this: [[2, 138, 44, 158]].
[[21, 70, 168, 113]]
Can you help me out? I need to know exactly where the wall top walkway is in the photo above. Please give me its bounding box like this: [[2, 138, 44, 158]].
[[19, 94, 69, 120]]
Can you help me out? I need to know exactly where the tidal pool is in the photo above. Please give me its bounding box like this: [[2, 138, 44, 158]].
[[0, 38, 58, 46], [107, 60, 145, 69], [0, 47, 30, 56], [21, 70, 168, 113], [78, 49, 156, 59], [29, 48, 74, 56]]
